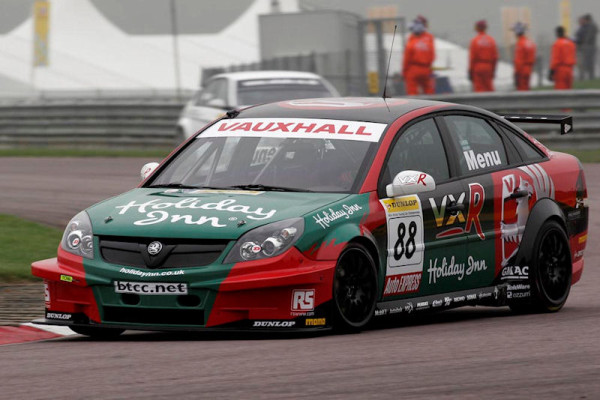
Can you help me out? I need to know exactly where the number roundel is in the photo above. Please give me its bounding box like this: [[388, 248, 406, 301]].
[[393, 221, 417, 261]]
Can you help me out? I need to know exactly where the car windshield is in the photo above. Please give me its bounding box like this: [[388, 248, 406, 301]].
[[149, 119, 382, 193], [237, 79, 332, 105]]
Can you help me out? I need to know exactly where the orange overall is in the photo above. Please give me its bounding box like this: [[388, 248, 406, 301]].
[[469, 33, 498, 92], [403, 33, 435, 95], [514, 36, 537, 91], [550, 37, 576, 89]]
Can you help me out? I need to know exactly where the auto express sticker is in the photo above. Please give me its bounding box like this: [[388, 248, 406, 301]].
[[380, 195, 424, 296], [115, 198, 276, 227]]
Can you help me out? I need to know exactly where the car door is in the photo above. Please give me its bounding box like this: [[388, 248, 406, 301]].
[[378, 117, 468, 302], [438, 114, 513, 291]]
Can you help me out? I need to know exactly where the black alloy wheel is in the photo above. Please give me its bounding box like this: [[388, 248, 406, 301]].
[[333, 244, 378, 331], [511, 220, 572, 313]]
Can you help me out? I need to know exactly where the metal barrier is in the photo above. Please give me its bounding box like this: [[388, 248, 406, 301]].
[[0, 97, 187, 148], [0, 90, 598, 149]]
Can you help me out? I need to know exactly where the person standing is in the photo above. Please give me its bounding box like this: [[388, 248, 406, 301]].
[[550, 26, 576, 89], [575, 14, 598, 80], [402, 19, 435, 95], [416, 15, 435, 51], [512, 22, 537, 91], [575, 16, 588, 80], [469, 20, 498, 92]]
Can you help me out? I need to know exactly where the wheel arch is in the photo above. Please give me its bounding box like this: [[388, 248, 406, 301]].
[[348, 236, 380, 269], [514, 198, 569, 268]]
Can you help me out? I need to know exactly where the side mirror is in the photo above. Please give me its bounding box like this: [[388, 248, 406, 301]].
[[386, 170, 436, 197], [141, 162, 160, 180], [207, 98, 227, 108]]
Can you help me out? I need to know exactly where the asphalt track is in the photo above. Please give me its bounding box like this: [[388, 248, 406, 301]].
[[1, 157, 599, 399]]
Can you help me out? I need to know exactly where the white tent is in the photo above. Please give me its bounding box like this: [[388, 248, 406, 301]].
[[0, 0, 298, 93]]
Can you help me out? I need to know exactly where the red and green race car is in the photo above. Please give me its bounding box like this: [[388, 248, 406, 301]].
[[32, 97, 588, 336]]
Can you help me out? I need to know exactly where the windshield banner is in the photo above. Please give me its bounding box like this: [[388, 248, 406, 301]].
[[200, 118, 386, 142]]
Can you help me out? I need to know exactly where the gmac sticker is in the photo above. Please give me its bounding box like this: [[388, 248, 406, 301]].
[[380, 195, 424, 297]]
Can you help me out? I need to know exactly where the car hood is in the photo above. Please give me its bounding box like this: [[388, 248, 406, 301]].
[[87, 188, 349, 239]]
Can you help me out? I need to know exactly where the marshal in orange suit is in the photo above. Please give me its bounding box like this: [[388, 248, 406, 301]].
[[549, 26, 576, 89], [512, 22, 537, 91], [403, 19, 435, 96], [469, 20, 498, 92]]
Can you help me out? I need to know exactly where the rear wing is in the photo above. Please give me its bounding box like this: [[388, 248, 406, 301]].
[[501, 114, 573, 135]]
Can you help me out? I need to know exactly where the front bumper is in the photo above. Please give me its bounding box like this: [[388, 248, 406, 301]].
[[32, 246, 335, 332]]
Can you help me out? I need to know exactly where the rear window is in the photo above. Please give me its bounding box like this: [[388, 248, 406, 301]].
[[237, 78, 332, 105], [499, 126, 545, 163]]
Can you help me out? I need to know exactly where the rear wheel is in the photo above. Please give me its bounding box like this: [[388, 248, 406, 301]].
[[510, 220, 572, 313], [69, 325, 125, 339], [332, 244, 378, 331]]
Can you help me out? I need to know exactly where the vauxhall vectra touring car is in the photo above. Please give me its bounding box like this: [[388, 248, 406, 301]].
[[32, 97, 588, 337]]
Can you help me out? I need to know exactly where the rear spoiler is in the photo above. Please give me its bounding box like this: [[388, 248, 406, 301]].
[[501, 114, 573, 135]]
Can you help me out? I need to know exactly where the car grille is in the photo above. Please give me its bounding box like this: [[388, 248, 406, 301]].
[[99, 236, 229, 269], [103, 306, 204, 325]]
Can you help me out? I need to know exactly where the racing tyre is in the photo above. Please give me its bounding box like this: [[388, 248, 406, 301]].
[[332, 244, 378, 332], [510, 220, 572, 313], [69, 325, 125, 339]]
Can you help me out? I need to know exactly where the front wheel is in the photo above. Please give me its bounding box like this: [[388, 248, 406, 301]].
[[332, 244, 378, 332], [510, 220, 572, 313]]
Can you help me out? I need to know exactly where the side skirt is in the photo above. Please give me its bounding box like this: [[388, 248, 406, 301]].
[[374, 282, 530, 317]]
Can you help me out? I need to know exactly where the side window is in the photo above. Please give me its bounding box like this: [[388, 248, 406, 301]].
[[444, 115, 508, 175], [385, 118, 449, 182], [196, 79, 227, 106], [499, 126, 544, 163]]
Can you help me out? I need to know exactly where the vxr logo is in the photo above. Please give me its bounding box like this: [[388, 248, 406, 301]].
[[429, 183, 485, 240], [399, 173, 427, 186]]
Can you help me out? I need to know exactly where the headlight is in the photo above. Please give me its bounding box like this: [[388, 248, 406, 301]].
[[61, 211, 94, 259], [224, 218, 304, 263]]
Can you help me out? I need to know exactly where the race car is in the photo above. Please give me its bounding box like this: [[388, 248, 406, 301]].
[[176, 71, 339, 141], [32, 97, 588, 337]]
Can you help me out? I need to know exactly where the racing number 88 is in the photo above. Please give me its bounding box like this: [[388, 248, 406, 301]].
[[394, 220, 417, 260]]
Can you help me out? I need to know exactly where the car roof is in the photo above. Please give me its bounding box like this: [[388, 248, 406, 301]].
[[238, 97, 464, 124], [209, 70, 327, 82]]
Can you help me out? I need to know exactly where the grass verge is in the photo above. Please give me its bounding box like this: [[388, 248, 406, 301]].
[[0, 215, 62, 282], [0, 148, 172, 158], [534, 78, 600, 90], [555, 148, 600, 163]]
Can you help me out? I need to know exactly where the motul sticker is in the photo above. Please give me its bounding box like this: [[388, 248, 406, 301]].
[[200, 118, 386, 142]]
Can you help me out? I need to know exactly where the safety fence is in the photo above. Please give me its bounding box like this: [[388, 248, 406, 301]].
[[0, 89, 598, 149], [0, 94, 188, 149]]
